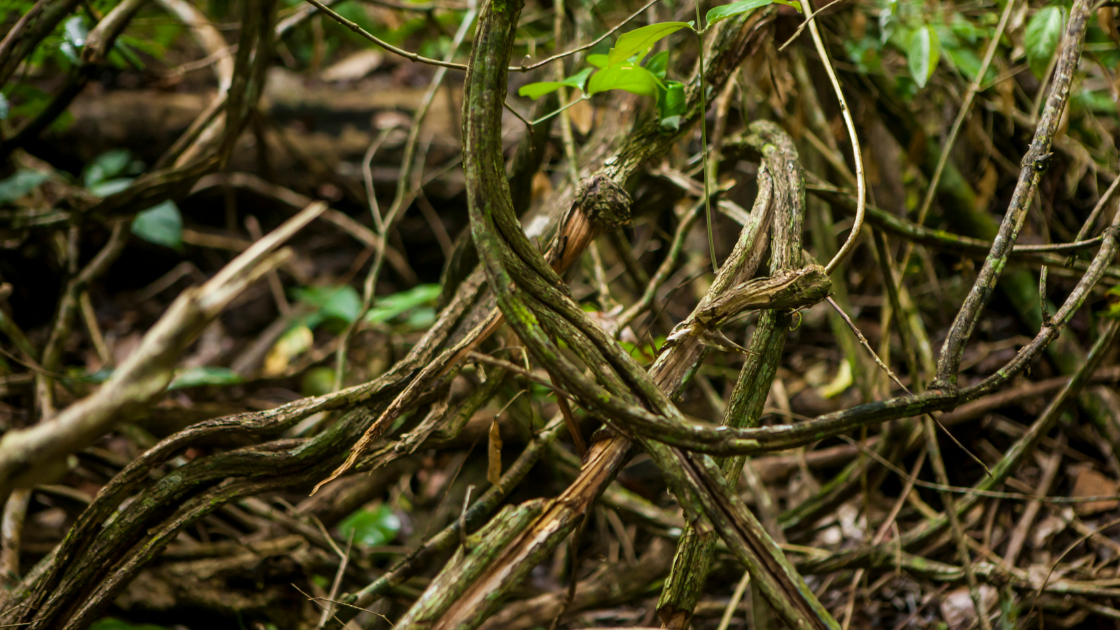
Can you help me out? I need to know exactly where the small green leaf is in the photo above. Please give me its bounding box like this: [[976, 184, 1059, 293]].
[[607, 22, 692, 67], [586, 54, 609, 69], [130, 201, 182, 249], [645, 50, 669, 80], [0, 93, 8, 120], [0, 169, 50, 205], [292, 285, 363, 324], [658, 80, 686, 119], [169, 366, 242, 390], [338, 504, 401, 548], [706, 0, 800, 26], [588, 65, 662, 97], [517, 68, 593, 100], [1024, 6, 1064, 79], [563, 67, 594, 91], [519, 82, 565, 100], [907, 25, 940, 89], [89, 177, 133, 198], [365, 284, 441, 324], [84, 149, 132, 187]]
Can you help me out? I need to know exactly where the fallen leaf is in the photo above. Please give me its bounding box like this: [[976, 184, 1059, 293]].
[[568, 98, 594, 135], [940, 585, 997, 630], [1071, 467, 1119, 515], [487, 419, 503, 485]]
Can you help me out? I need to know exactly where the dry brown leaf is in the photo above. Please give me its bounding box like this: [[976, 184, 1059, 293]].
[[1071, 467, 1119, 515], [487, 418, 503, 485], [568, 99, 594, 135], [531, 171, 553, 202]]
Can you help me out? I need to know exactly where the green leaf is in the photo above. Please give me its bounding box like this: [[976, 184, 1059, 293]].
[[0, 93, 8, 120], [0, 169, 50, 205], [659, 80, 686, 119], [1025, 6, 1064, 79], [517, 68, 592, 100], [89, 177, 134, 198], [90, 619, 169, 630], [169, 366, 242, 390], [130, 201, 182, 249], [586, 54, 609, 69], [564, 67, 594, 91], [645, 50, 669, 80], [588, 65, 662, 97], [907, 25, 940, 89], [706, 0, 800, 26], [519, 82, 565, 100], [84, 149, 132, 187], [607, 22, 692, 67], [365, 284, 441, 324], [292, 285, 363, 324], [338, 504, 401, 548]]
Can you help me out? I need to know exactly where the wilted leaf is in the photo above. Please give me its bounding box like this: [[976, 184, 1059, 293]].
[[1071, 467, 1119, 515], [338, 504, 401, 548], [130, 201, 183, 249], [1024, 6, 1064, 79], [263, 325, 313, 376], [607, 22, 692, 67], [907, 25, 940, 88], [488, 418, 503, 484]]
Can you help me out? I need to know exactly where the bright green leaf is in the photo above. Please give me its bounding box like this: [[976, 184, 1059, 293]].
[[130, 201, 182, 249], [338, 504, 401, 548], [1024, 6, 1064, 79], [607, 22, 692, 67], [563, 67, 594, 91], [169, 366, 242, 390], [0, 169, 50, 205], [365, 284, 441, 324], [645, 50, 669, 80], [519, 82, 565, 100], [292, 285, 363, 324], [84, 149, 132, 187], [659, 80, 686, 119], [586, 54, 609, 69], [907, 25, 940, 89], [518, 68, 592, 100], [706, 0, 800, 26], [588, 65, 662, 97]]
